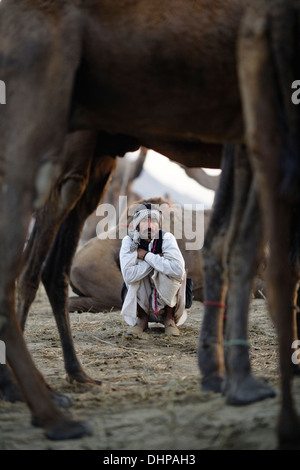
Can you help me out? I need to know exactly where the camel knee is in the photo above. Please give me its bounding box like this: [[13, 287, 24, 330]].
[[34, 162, 61, 210], [203, 237, 226, 282], [58, 176, 88, 213], [228, 244, 250, 280]]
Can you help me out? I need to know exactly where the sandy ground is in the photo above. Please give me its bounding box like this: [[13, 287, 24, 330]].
[[1, 288, 299, 451]]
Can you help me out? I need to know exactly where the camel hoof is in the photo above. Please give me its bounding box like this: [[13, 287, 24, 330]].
[[52, 393, 73, 409], [225, 375, 276, 405], [200, 374, 223, 393], [45, 420, 93, 440], [67, 372, 102, 386], [46, 385, 73, 408]]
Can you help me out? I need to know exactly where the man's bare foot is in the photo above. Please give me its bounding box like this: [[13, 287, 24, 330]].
[[126, 325, 146, 337], [165, 325, 180, 336], [137, 307, 149, 330], [163, 305, 179, 335]]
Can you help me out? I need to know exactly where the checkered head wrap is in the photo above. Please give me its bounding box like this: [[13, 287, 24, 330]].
[[129, 204, 162, 252]]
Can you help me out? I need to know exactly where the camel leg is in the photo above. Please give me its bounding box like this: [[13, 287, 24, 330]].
[[41, 154, 117, 385], [224, 179, 276, 404], [0, 10, 92, 438], [239, 1, 300, 448], [199, 142, 272, 400], [7, 131, 97, 405], [0, 118, 92, 440], [220, 143, 275, 404], [198, 144, 235, 392], [252, 172, 297, 449]]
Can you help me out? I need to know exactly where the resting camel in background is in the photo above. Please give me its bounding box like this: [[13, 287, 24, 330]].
[[0, 0, 299, 448]]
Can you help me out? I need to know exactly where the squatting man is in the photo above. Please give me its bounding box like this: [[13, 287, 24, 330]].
[[119, 202, 187, 336]]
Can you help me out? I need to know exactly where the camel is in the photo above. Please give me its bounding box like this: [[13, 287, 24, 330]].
[[1, 0, 229, 441], [0, 0, 297, 448], [237, 0, 300, 448], [69, 197, 211, 313]]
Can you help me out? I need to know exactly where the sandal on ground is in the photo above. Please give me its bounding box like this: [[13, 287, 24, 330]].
[[165, 325, 180, 336]]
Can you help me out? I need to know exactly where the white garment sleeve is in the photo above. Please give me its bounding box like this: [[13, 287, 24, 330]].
[[144, 233, 185, 280], [120, 235, 153, 285]]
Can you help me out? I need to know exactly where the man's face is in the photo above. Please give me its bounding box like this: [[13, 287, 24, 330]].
[[139, 217, 159, 240]]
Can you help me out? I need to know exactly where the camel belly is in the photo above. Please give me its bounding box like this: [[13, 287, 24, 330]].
[[71, 0, 245, 144]]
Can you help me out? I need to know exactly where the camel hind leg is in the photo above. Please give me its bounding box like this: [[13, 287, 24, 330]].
[[41, 153, 117, 385], [223, 176, 276, 404], [199, 142, 275, 404], [0, 164, 92, 439], [198, 143, 235, 392]]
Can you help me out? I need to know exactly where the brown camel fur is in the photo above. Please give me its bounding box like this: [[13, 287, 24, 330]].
[[1, 0, 298, 448], [237, 0, 300, 449], [183, 167, 220, 192], [1, 0, 230, 440]]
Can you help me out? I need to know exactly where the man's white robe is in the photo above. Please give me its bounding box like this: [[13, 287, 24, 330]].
[[120, 232, 187, 326]]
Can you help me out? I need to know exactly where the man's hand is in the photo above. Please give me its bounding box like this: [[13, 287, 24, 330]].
[[137, 248, 148, 260]]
